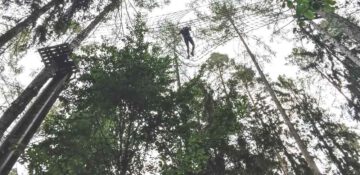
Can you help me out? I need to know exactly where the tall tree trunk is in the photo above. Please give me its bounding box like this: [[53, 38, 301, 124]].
[[0, 68, 54, 139], [0, 0, 123, 172], [69, 0, 121, 50], [245, 85, 288, 174], [218, 67, 232, 106], [318, 11, 360, 44], [119, 121, 133, 175], [245, 84, 304, 175], [173, 39, 181, 89], [227, 16, 321, 175], [301, 25, 360, 92], [300, 26, 360, 118], [313, 66, 355, 106], [0, 0, 59, 49], [309, 118, 347, 174], [309, 21, 360, 67], [0, 73, 70, 175], [286, 84, 355, 174], [301, 25, 360, 86], [0, 0, 122, 139], [218, 68, 229, 97], [317, 119, 360, 174]]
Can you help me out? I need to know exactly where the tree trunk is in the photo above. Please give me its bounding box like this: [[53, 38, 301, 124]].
[[0, 0, 123, 172], [313, 66, 355, 106], [228, 16, 321, 175], [0, 68, 54, 139], [0, 0, 59, 49], [286, 84, 352, 174], [173, 39, 181, 88], [300, 26, 360, 118], [309, 21, 360, 67], [0, 73, 70, 175], [245, 85, 290, 175], [318, 11, 360, 44], [218, 68, 229, 97], [309, 118, 347, 174], [218, 67, 233, 107], [69, 0, 121, 50], [120, 118, 134, 175], [317, 120, 360, 174], [0, 0, 122, 139], [245, 84, 309, 175]]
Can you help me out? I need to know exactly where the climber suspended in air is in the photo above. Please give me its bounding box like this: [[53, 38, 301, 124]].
[[179, 26, 195, 59]]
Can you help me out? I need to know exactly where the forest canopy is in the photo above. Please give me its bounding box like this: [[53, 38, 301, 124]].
[[0, 0, 359, 175]]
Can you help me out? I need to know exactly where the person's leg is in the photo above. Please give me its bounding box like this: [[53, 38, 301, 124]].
[[184, 38, 190, 58], [189, 37, 195, 56]]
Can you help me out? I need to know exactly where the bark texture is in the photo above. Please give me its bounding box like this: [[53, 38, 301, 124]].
[[228, 15, 322, 175], [0, 0, 59, 49]]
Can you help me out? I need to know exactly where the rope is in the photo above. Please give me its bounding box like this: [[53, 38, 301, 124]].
[[82, 1, 292, 68]]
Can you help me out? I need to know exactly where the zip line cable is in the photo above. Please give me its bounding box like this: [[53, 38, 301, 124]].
[[73, 1, 291, 65], [169, 11, 291, 61], [71, 7, 291, 70], [91, 0, 282, 31], [176, 14, 292, 66], [93, 7, 286, 38], [143, 0, 273, 20], [174, 14, 293, 82], [81, 0, 287, 47]]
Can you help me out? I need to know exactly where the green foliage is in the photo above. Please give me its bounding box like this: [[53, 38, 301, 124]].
[[290, 25, 360, 120], [23, 18, 173, 175], [133, 0, 170, 10], [232, 65, 256, 86], [275, 76, 360, 174], [6, 28, 31, 74], [8, 169, 18, 175], [206, 53, 231, 71], [281, 0, 336, 20], [156, 53, 289, 174], [16, 1, 359, 174]]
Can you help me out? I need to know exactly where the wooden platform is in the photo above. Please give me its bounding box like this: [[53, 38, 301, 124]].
[[38, 44, 75, 73]]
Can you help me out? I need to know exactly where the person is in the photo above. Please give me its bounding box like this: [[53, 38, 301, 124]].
[[179, 26, 195, 59]]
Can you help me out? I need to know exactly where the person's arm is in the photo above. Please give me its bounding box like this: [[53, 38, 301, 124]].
[[189, 28, 194, 37], [179, 28, 184, 35]]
